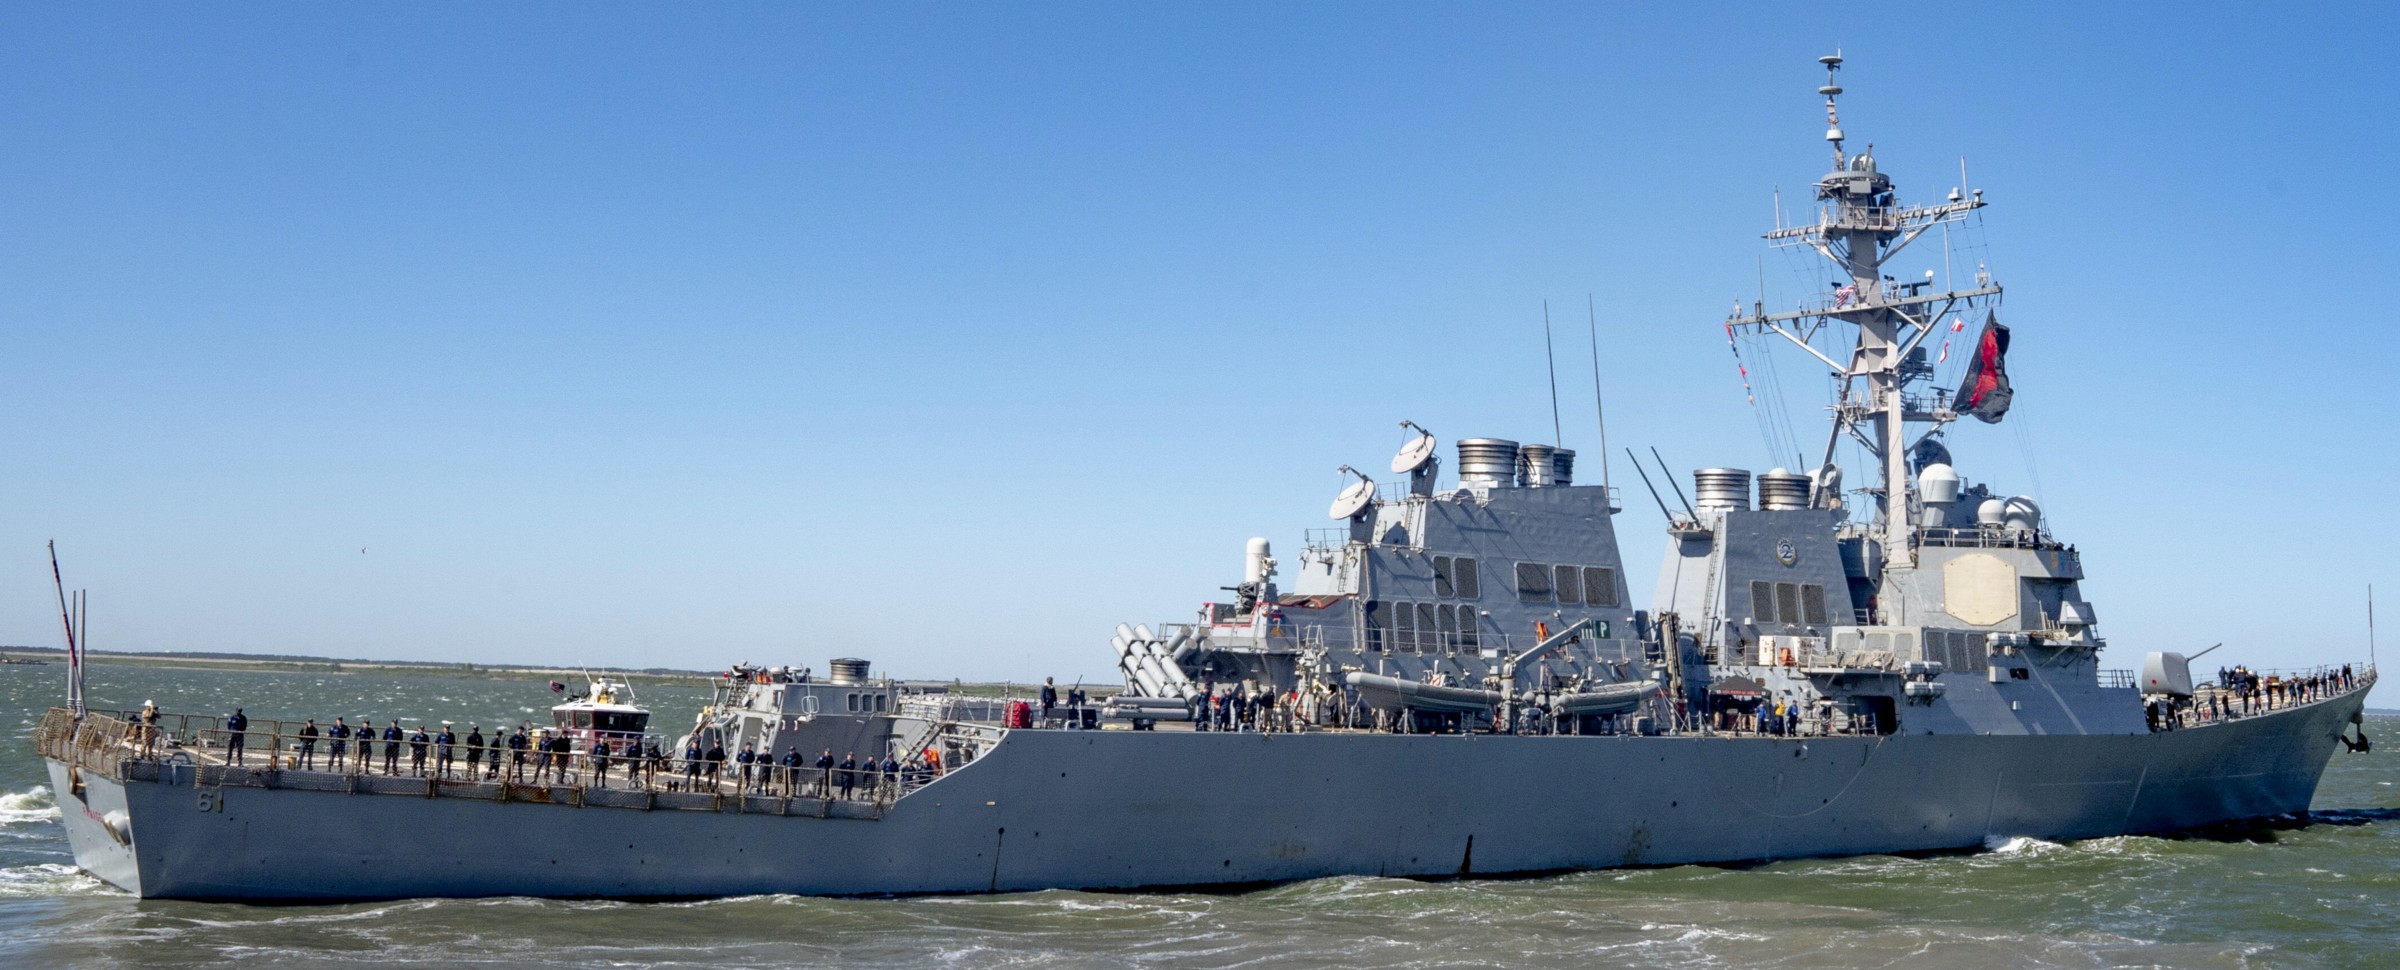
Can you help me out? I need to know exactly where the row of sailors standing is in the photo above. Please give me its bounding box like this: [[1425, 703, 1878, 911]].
[[2212, 665, 2354, 714], [288, 718, 618, 782], [703, 744, 934, 800], [2153, 664, 2361, 730], [1189, 682, 1305, 732], [196, 710, 940, 802]]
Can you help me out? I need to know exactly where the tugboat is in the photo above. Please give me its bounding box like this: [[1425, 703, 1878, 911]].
[[35, 56, 2376, 900]]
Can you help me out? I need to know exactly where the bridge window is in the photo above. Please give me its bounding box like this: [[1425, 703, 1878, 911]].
[[1751, 581, 1775, 623], [1776, 583, 1802, 627], [1459, 608, 1480, 649], [1516, 562, 1552, 601], [1437, 605, 1458, 651], [1394, 601, 1418, 654], [1364, 601, 1388, 652], [1433, 557, 1455, 597], [1455, 559, 1480, 599], [1801, 584, 1828, 625], [1416, 603, 1438, 653], [1583, 567, 1619, 608], [1555, 565, 1582, 605]]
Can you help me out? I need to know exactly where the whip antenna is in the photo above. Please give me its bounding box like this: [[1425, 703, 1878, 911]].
[[1587, 294, 1610, 494], [48, 541, 85, 718], [1650, 447, 1697, 519], [1542, 300, 1562, 447], [1625, 448, 1674, 520]]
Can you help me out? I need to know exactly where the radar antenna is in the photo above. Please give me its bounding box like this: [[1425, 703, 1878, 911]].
[[1729, 54, 1999, 567], [1820, 52, 1845, 166]]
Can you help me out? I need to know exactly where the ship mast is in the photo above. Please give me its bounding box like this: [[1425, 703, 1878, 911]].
[[1731, 53, 2000, 569]]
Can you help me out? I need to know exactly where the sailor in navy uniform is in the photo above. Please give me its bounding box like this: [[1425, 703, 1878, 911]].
[[225, 709, 250, 765]]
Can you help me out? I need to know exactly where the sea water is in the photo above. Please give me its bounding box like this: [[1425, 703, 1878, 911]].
[[2, 663, 2393, 968]]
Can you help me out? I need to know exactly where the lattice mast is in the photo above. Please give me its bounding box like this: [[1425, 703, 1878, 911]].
[[1733, 53, 2001, 568]]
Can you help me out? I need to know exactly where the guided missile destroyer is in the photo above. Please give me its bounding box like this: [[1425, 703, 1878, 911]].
[[39, 57, 2375, 900]]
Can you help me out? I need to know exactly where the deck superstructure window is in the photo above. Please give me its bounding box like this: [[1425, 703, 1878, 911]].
[[1433, 557, 1455, 597], [1416, 603, 1438, 653], [1800, 584, 1828, 625], [1394, 602, 1418, 653], [1751, 581, 1775, 623], [1364, 601, 1387, 652], [1922, 630, 1992, 673], [1554, 565, 1582, 605], [1516, 562, 1552, 601], [1437, 605, 1458, 651], [1455, 558, 1480, 599], [1776, 583, 1801, 627], [1583, 567, 1618, 608], [1459, 610, 1479, 649]]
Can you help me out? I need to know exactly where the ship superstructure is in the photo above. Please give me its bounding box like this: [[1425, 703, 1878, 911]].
[[34, 57, 2376, 901]]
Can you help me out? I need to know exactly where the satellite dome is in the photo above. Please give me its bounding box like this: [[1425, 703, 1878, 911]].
[[1918, 463, 1961, 505], [1975, 497, 2008, 527], [2002, 496, 2042, 533]]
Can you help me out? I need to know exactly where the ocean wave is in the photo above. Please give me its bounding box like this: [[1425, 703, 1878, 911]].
[[0, 862, 113, 898], [1982, 834, 2064, 856], [0, 784, 60, 824]]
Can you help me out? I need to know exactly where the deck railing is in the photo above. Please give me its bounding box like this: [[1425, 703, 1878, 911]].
[[2159, 664, 2375, 730], [35, 706, 949, 818]]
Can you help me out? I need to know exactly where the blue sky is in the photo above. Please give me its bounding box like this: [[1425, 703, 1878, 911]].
[[3, 4, 2394, 700]]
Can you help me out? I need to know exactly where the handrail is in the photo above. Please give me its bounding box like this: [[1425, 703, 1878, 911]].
[[2161, 665, 2375, 729], [38, 706, 944, 810]]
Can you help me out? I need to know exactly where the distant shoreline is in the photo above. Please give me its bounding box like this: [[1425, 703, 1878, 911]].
[[0, 645, 1117, 696], [0, 644, 716, 686]]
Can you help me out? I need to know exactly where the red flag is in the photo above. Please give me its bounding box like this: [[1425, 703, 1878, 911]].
[[1952, 313, 2013, 424]]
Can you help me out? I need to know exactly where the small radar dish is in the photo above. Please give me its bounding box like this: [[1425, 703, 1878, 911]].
[[1391, 421, 1438, 474], [1329, 465, 1376, 520]]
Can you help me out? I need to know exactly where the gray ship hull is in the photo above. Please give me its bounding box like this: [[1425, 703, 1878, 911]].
[[49, 691, 2363, 900]]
